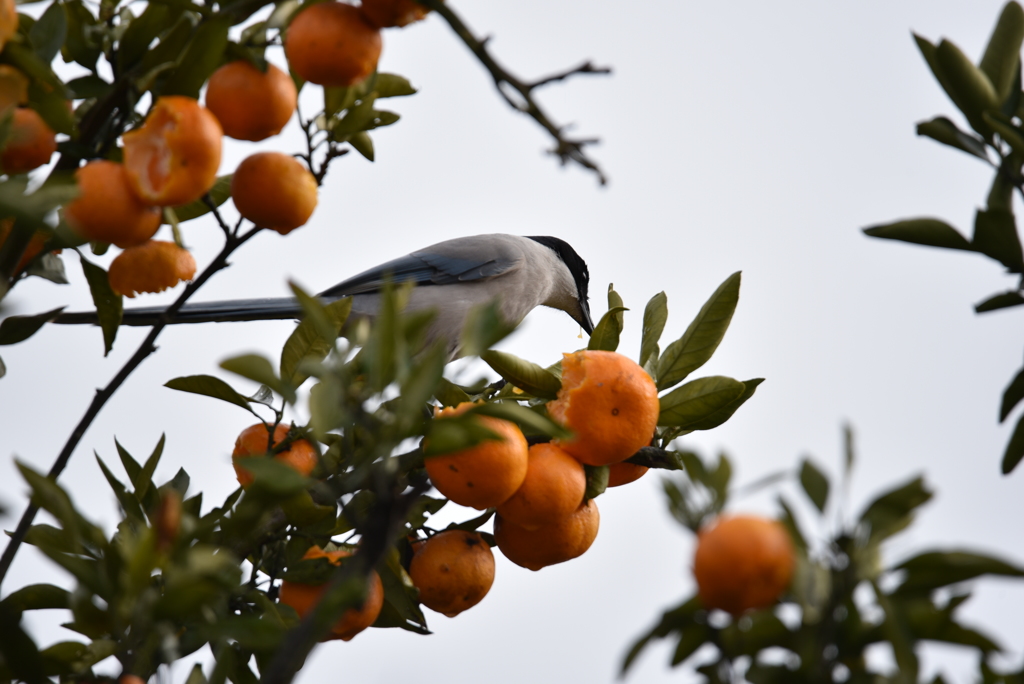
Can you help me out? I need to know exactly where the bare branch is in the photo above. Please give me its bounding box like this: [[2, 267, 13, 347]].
[[418, 0, 611, 185]]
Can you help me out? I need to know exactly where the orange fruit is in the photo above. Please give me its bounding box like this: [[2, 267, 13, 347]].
[[123, 96, 223, 206], [232, 422, 318, 488], [425, 402, 528, 510], [360, 0, 430, 28], [0, 65, 29, 113], [693, 515, 795, 615], [494, 499, 599, 571], [607, 461, 649, 487], [107, 240, 196, 298], [496, 443, 585, 530], [205, 61, 297, 142], [2, 108, 57, 175], [547, 350, 659, 466], [278, 546, 384, 641], [0, 0, 17, 54], [0, 219, 50, 274], [408, 530, 495, 617], [285, 2, 382, 87], [64, 161, 161, 247], [231, 152, 317, 234]]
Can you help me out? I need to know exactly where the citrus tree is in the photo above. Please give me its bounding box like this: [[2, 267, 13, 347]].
[[0, 0, 764, 680]]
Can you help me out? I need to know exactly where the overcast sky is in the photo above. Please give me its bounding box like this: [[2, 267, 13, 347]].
[[4, 0, 1024, 681]]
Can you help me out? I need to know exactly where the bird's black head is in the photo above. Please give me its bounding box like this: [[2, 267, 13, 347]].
[[525, 235, 594, 334]]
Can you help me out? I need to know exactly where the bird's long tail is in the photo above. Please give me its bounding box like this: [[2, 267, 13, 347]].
[[52, 297, 306, 326]]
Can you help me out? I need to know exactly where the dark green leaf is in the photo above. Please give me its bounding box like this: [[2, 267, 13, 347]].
[[235, 458, 310, 497], [172, 175, 233, 222], [0, 584, 70, 613], [984, 111, 1024, 156], [165, 374, 259, 415], [366, 110, 400, 130], [776, 496, 807, 553], [863, 218, 975, 251], [858, 476, 933, 541], [480, 350, 561, 399], [980, 1, 1024, 101], [460, 299, 516, 357], [973, 208, 1024, 272], [640, 291, 668, 370], [657, 272, 741, 390], [373, 549, 429, 634], [95, 455, 146, 524], [469, 402, 570, 440], [27, 80, 75, 136], [374, 73, 416, 98], [433, 377, 471, 407], [1002, 412, 1024, 474], [423, 415, 502, 457], [587, 305, 627, 352], [134, 434, 165, 502], [25, 252, 68, 285], [61, 0, 101, 70], [916, 116, 990, 160], [202, 616, 285, 650], [658, 376, 745, 428], [682, 377, 763, 431], [160, 16, 231, 98], [29, 2, 67, 64], [874, 587, 920, 680], [116, 438, 141, 482], [349, 130, 373, 161], [0, 307, 64, 345], [620, 596, 701, 674], [936, 39, 1000, 137], [0, 603, 46, 684], [584, 465, 608, 500], [221, 353, 295, 404], [670, 624, 708, 666], [1002, 367, 1024, 422], [79, 256, 122, 356], [976, 290, 1024, 312], [798, 458, 830, 513], [281, 297, 351, 386], [895, 551, 1024, 593], [137, 17, 195, 84], [118, 2, 179, 71], [22, 524, 79, 555]]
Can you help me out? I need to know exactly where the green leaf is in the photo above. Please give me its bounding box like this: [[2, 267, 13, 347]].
[[858, 476, 933, 542], [1002, 412, 1024, 474], [373, 549, 429, 634], [975, 290, 1024, 312], [423, 415, 502, 457], [587, 306, 627, 352], [22, 524, 79, 555], [79, 256, 122, 356], [374, 73, 416, 98], [0, 584, 70, 613], [61, 0, 101, 71], [237, 458, 310, 498], [469, 402, 570, 440], [480, 350, 561, 399], [221, 353, 296, 404], [134, 434, 165, 502], [916, 116, 990, 160], [620, 596, 701, 674], [95, 455, 146, 524], [980, 1, 1024, 101], [658, 376, 745, 428], [15, 462, 80, 541], [640, 291, 668, 369], [460, 299, 516, 357], [1002, 367, 1024, 422], [28, 82, 75, 136], [164, 374, 259, 415], [936, 39, 1000, 137], [983, 111, 1024, 156], [682, 377, 763, 431], [280, 297, 351, 386], [172, 175, 233, 222], [0, 603, 46, 684], [972, 208, 1024, 272], [895, 551, 1024, 593], [0, 307, 64, 345], [118, 2, 180, 71], [798, 458, 830, 513], [137, 17, 194, 85], [29, 2, 67, 64], [160, 16, 231, 98], [349, 130, 374, 161], [776, 496, 807, 553], [584, 465, 608, 500], [25, 253, 68, 285], [863, 218, 975, 251], [433, 377, 471, 407], [657, 272, 741, 390]]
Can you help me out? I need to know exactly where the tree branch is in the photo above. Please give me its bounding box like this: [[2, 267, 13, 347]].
[[418, 0, 610, 185]]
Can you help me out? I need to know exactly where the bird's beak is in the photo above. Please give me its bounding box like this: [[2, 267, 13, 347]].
[[578, 302, 595, 335]]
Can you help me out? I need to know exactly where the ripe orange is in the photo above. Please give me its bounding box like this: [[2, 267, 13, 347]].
[[278, 546, 384, 641], [232, 422, 318, 488], [64, 161, 161, 247], [123, 96, 223, 206], [607, 461, 649, 487], [231, 152, 317, 234], [494, 499, 599, 571], [205, 61, 297, 142], [0, 219, 50, 274], [496, 442, 585, 530], [548, 350, 659, 466], [360, 0, 430, 28], [285, 2, 382, 87], [408, 530, 494, 617], [107, 240, 196, 298], [2, 108, 57, 174], [693, 515, 795, 615], [425, 402, 528, 510]]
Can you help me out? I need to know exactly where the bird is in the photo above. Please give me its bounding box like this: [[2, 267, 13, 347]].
[[54, 234, 595, 358]]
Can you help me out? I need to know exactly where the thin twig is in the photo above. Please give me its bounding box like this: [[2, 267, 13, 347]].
[[0, 227, 262, 588], [418, 0, 610, 185]]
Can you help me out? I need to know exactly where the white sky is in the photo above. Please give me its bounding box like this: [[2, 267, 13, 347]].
[[3, 0, 1024, 681]]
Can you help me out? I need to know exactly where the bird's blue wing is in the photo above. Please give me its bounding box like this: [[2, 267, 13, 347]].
[[317, 239, 522, 298]]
